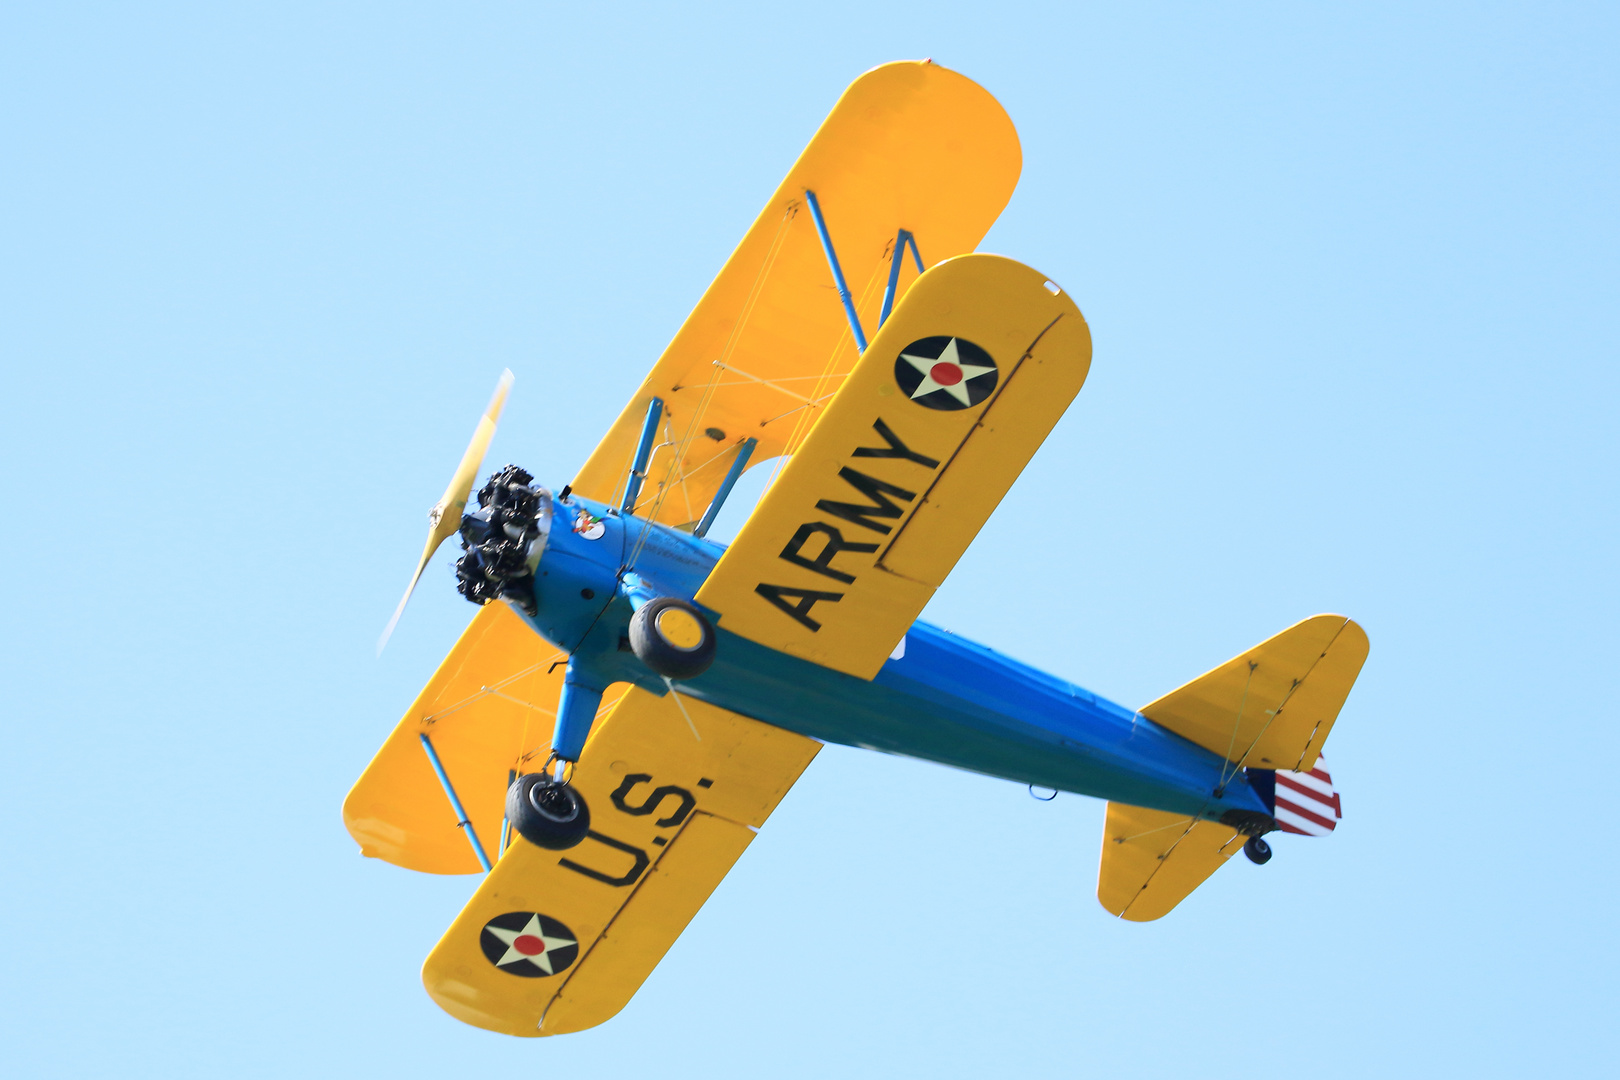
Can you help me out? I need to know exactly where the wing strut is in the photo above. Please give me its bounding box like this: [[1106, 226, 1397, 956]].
[[620, 396, 665, 512], [878, 229, 925, 327], [419, 733, 493, 872], [694, 437, 757, 538], [803, 189, 868, 352]]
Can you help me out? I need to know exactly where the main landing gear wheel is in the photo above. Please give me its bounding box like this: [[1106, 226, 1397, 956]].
[[629, 597, 716, 681], [506, 773, 590, 851], [1243, 836, 1273, 865]]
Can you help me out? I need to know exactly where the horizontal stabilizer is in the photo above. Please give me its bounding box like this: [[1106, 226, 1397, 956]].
[[1140, 615, 1368, 774], [570, 60, 1021, 530], [1097, 803, 1245, 921]]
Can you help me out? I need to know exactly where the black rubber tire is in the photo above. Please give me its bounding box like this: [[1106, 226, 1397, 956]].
[[506, 773, 590, 851], [1243, 835, 1273, 865], [628, 596, 717, 681]]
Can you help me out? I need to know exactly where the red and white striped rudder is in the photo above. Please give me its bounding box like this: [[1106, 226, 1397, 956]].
[[1273, 757, 1342, 836]]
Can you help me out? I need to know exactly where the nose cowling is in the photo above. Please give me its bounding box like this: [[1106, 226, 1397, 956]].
[[455, 464, 552, 611]]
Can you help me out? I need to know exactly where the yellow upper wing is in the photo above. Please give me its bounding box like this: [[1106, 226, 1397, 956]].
[[695, 253, 1091, 678], [421, 688, 819, 1036], [1140, 615, 1370, 774], [570, 60, 1021, 529]]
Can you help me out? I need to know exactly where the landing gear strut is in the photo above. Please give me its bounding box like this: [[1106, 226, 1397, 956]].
[[1243, 835, 1273, 865], [506, 772, 591, 851]]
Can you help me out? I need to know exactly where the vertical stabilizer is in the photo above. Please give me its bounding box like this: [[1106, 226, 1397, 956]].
[[1249, 757, 1343, 836]]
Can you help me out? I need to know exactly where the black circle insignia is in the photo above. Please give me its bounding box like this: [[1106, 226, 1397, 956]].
[[892, 336, 998, 411], [479, 911, 580, 978]]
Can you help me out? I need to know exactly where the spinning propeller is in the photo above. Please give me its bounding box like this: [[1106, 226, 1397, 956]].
[[377, 369, 514, 654]]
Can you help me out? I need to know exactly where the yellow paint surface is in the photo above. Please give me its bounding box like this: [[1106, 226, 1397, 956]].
[[656, 607, 705, 650], [421, 687, 820, 1036], [569, 60, 1022, 529], [344, 602, 581, 875], [1140, 615, 1370, 773], [1096, 803, 1245, 922], [695, 254, 1091, 679]]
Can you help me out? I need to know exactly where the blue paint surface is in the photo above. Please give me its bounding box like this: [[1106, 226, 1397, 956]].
[[508, 489, 1267, 825]]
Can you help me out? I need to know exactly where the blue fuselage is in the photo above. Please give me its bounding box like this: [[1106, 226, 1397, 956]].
[[509, 493, 1269, 826]]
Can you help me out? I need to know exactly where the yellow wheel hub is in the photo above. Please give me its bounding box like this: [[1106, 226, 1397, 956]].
[[655, 607, 706, 651]]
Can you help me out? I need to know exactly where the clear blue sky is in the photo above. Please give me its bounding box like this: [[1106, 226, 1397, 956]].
[[3, 3, 1615, 1077]]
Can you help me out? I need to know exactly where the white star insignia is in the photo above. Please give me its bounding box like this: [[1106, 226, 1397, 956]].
[[484, 914, 577, 974], [899, 338, 996, 406]]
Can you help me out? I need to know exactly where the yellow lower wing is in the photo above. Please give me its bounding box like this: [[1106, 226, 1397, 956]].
[[696, 253, 1091, 678], [421, 689, 819, 1036], [1097, 803, 1245, 921], [1140, 615, 1370, 774]]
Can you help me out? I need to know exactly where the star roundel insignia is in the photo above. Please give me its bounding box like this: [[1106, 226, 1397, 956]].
[[479, 911, 579, 978], [893, 336, 998, 411]]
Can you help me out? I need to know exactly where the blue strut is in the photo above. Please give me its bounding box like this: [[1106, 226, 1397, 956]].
[[419, 733, 493, 872], [694, 437, 757, 538], [621, 396, 664, 513], [878, 229, 925, 328], [552, 659, 609, 763], [803, 189, 868, 353]]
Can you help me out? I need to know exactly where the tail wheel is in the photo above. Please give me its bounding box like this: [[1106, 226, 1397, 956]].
[[629, 597, 717, 680], [1243, 836, 1273, 865], [506, 773, 590, 851]]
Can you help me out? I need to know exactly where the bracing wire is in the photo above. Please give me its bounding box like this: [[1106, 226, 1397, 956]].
[[661, 677, 702, 742], [626, 202, 798, 557], [762, 245, 892, 492]]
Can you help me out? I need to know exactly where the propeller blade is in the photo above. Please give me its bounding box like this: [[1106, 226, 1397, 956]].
[[377, 369, 514, 654]]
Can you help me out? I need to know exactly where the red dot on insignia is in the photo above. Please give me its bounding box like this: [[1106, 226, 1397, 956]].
[[930, 362, 962, 386], [514, 934, 544, 956]]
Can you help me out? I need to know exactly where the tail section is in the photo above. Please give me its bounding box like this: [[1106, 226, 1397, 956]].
[[1097, 616, 1365, 921]]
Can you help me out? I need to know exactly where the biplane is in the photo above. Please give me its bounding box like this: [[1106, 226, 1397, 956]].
[[345, 60, 1368, 1037]]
